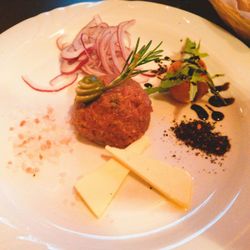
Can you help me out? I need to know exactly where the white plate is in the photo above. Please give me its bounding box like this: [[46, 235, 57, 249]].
[[0, 1, 249, 249]]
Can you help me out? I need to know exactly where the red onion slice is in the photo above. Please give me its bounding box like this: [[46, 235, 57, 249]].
[[22, 16, 137, 94], [61, 44, 92, 60], [117, 19, 136, 60], [132, 74, 150, 84], [60, 57, 88, 74], [81, 64, 106, 76], [77, 53, 89, 62], [61, 45, 83, 60], [59, 16, 135, 79], [22, 74, 78, 92], [56, 35, 69, 51], [110, 31, 124, 73], [99, 28, 116, 74], [142, 72, 157, 77], [72, 15, 102, 50]]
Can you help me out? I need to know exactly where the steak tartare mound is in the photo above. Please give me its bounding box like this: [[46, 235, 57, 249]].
[[71, 79, 152, 148]]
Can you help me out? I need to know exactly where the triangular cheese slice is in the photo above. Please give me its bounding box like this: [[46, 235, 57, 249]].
[[105, 145, 193, 209], [75, 136, 150, 218]]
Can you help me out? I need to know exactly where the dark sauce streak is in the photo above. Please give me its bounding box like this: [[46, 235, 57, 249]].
[[208, 96, 235, 107], [215, 82, 230, 92], [144, 83, 153, 88], [212, 112, 224, 121], [191, 104, 209, 120], [191, 104, 225, 122], [209, 82, 234, 107], [206, 105, 224, 121]]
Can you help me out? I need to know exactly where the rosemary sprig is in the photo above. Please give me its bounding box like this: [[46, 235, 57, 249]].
[[75, 38, 163, 104], [106, 38, 163, 89]]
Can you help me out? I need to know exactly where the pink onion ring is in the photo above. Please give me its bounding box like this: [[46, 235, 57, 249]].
[[110, 31, 124, 73], [22, 74, 78, 92], [60, 17, 135, 78], [132, 74, 149, 84], [60, 57, 88, 75], [117, 19, 136, 60], [72, 15, 102, 50], [56, 35, 69, 51], [81, 64, 106, 76], [142, 72, 157, 77], [99, 29, 116, 74]]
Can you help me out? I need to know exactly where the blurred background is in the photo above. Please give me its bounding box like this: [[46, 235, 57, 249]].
[[0, 0, 249, 46]]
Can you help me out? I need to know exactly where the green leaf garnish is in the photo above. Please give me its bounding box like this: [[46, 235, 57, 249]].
[[75, 38, 163, 104], [147, 62, 204, 98], [147, 38, 227, 103], [182, 38, 208, 58], [190, 71, 206, 84], [161, 71, 185, 88], [145, 86, 160, 95], [189, 82, 198, 101]]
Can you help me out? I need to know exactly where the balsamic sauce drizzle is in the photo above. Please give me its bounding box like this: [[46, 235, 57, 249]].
[[191, 81, 234, 121], [144, 83, 153, 88], [209, 82, 235, 107], [208, 96, 235, 107], [205, 105, 224, 121], [215, 82, 230, 92], [191, 104, 209, 121]]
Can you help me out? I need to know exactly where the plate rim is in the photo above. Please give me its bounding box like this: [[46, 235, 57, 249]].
[[0, 1, 250, 249]]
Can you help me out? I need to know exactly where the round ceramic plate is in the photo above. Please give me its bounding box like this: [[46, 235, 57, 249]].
[[0, 1, 249, 249]]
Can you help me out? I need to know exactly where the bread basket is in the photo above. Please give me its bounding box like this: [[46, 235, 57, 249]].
[[209, 0, 250, 41]]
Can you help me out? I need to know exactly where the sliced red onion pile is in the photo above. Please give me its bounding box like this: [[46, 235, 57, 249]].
[[22, 15, 136, 92], [60, 15, 135, 77]]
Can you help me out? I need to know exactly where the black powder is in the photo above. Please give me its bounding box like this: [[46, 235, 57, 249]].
[[171, 120, 231, 156]]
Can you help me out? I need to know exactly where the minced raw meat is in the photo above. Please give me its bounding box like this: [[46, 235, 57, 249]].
[[71, 79, 152, 148]]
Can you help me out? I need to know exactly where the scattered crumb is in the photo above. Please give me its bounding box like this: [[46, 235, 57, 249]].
[[24, 166, 39, 176], [70, 201, 76, 207], [19, 120, 26, 127], [101, 154, 112, 161]]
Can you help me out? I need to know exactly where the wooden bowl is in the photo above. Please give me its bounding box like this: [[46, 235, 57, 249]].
[[210, 0, 250, 41]]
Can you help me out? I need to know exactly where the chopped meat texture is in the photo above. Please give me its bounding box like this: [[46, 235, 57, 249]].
[[71, 79, 152, 148]]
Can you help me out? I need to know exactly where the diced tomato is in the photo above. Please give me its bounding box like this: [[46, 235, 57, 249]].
[[168, 60, 208, 103]]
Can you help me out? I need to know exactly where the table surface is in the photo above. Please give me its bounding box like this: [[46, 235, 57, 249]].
[[0, 0, 249, 47]]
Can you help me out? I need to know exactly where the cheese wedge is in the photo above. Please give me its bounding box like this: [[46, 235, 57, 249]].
[[105, 146, 193, 209], [75, 159, 128, 218], [75, 136, 150, 218]]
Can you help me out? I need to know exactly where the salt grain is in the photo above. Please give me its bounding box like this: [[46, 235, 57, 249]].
[[8, 106, 74, 176]]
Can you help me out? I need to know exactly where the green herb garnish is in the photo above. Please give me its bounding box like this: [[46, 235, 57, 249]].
[[146, 38, 225, 102], [75, 38, 163, 104], [182, 38, 208, 58]]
